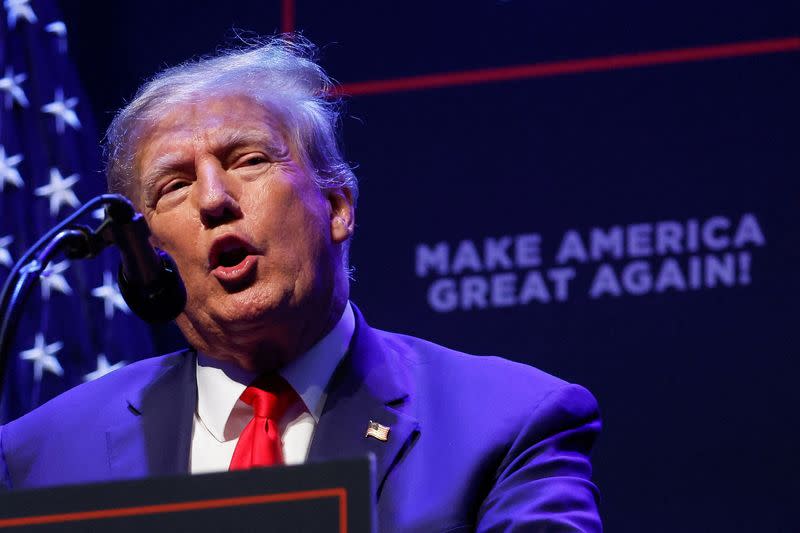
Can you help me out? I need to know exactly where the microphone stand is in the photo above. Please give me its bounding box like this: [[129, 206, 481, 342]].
[[0, 194, 156, 397]]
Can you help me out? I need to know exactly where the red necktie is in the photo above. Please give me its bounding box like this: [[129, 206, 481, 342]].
[[229, 375, 296, 470]]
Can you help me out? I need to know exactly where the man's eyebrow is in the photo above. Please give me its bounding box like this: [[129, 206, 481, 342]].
[[210, 129, 286, 156], [139, 129, 287, 193], [140, 152, 188, 193]]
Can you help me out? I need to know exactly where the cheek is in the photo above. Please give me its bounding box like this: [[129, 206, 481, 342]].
[[252, 180, 330, 256], [149, 216, 202, 271], [286, 204, 330, 266]]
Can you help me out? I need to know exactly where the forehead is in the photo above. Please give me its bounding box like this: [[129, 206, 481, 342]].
[[134, 93, 286, 169]]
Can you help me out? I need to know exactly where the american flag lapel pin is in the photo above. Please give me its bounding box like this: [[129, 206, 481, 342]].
[[365, 420, 390, 442]]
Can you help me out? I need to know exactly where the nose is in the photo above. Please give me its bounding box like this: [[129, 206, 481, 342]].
[[195, 159, 242, 228]]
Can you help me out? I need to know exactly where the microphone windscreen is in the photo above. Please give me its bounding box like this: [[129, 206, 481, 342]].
[[117, 250, 187, 323]]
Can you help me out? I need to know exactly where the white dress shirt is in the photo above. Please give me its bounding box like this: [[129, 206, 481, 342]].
[[190, 302, 355, 474]]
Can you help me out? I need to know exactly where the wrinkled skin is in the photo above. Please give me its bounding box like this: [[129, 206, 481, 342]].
[[131, 94, 354, 372]]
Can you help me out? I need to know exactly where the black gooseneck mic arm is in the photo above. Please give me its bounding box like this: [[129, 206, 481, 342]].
[[0, 194, 186, 395]]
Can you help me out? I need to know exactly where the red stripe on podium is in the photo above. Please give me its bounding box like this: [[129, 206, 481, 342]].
[[0, 487, 348, 532]]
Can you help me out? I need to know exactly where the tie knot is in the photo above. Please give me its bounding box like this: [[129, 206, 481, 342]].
[[229, 374, 296, 470], [239, 375, 294, 420]]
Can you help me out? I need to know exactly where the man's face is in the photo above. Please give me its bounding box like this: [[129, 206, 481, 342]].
[[132, 94, 352, 362]]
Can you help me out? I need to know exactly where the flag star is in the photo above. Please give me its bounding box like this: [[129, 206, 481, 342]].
[[0, 145, 24, 191], [45, 21, 68, 54], [92, 207, 107, 221], [35, 168, 80, 216], [45, 20, 66, 36], [41, 87, 81, 134], [20, 333, 64, 382], [0, 235, 13, 268], [83, 353, 126, 382], [91, 271, 129, 319], [3, 0, 37, 29], [0, 67, 29, 109], [40, 259, 72, 299]]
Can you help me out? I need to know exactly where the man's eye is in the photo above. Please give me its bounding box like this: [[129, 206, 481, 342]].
[[161, 180, 189, 196], [242, 155, 268, 166]]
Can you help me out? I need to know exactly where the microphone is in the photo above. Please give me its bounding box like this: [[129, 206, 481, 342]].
[[104, 201, 187, 323]]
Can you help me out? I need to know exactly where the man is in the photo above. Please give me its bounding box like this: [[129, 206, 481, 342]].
[[0, 37, 602, 531]]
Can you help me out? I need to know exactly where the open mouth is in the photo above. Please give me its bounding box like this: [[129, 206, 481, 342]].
[[208, 235, 259, 283], [216, 247, 249, 269]]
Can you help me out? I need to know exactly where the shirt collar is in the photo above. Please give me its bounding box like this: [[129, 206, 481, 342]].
[[195, 301, 355, 441]]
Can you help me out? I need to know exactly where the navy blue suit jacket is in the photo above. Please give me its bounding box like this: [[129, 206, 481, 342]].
[[0, 308, 602, 531]]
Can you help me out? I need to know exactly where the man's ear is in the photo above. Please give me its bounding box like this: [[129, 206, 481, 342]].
[[326, 187, 355, 244]]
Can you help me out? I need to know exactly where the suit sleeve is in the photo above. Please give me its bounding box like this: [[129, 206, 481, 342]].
[[476, 384, 602, 532]]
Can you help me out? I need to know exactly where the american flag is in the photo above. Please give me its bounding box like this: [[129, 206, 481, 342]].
[[0, 0, 155, 422]]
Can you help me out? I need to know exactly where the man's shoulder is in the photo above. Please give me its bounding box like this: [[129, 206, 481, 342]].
[[3, 349, 192, 431], [370, 326, 595, 413], [0, 350, 194, 489], [362, 324, 600, 483]]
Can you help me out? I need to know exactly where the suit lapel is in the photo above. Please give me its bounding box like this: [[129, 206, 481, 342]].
[[107, 350, 197, 478], [309, 307, 420, 497], [104, 312, 420, 492]]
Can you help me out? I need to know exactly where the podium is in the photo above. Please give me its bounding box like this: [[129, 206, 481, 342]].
[[0, 456, 374, 532]]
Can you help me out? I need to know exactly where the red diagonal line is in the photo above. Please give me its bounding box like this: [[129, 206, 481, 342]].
[[335, 36, 800, 96], [0, 487, 347, 530], [282, 0, 295, 34]]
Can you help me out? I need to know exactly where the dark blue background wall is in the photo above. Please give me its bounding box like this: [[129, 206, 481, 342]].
[[58, 1, 799, 530]]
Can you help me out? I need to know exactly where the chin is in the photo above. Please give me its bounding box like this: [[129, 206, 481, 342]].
[[214, 286, 295, 325]]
